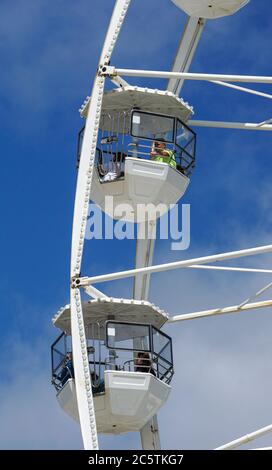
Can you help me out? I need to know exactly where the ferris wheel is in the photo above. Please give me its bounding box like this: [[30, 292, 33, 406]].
[[50, 0, 272, 450]]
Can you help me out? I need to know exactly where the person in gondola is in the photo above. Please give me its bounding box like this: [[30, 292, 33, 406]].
[[135, 352, 155, 376], [59, 352, 74, 387], [150, 139, 176, 169]]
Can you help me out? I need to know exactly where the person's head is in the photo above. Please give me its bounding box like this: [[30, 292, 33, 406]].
[[66, 352, 72, 361], [136, 352, 150, 362], [154, 140, 166, 149], [154, 140, 166, 154]]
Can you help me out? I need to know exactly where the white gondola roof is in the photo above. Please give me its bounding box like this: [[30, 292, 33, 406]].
[[170, 0, 249, 19], [53, 298, 169, 337], [80, 86, 193, 124]]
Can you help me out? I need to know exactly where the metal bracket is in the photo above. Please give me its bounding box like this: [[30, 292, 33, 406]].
[[71, 276, 82, 289], [98, 65, 117, 77]]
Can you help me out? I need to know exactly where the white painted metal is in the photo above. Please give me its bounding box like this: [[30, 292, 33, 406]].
[[80, 86, 193, 123], [256, 118, 272, 128], [215, 423, 272, 450], [250, 447, 272, 450], [80, 244, 272, 285], [187, 264, 272, 274], [113, 67, 272, 84], [141, 415, 161, 450], [133, 220, 161, 450], [170, 0, 250, 19], [70, 288, 99, 449], [53, 298, 169, 335], [71, 74, 106, 278], [238, 280, 272, 309], [168, 17, 206, 95], [189, 120, 272, 131], [167, 299, 272, 323], [110, 75, 130, 89], [99, 0, 132, 66], [84, 285, 109, 300], [91, 157, 190, 223], [211, 80, 272, 100], [134, 221, 157, 301], [56, 0, 270, 451], [56, 372, 171, 434], [69, 0, 131, 450]]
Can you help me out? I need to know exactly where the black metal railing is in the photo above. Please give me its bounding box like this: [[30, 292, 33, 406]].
[[76, 111, 196, 179], [51, 321, 174, 392], [105, 321, 174, 384]]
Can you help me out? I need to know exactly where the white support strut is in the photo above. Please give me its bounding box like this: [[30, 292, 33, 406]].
[[187, 265, 272, 274], [111, 75, 130, 89], [167, 299, 272, 323], [80, 244, 272, 286], [70, 288, 99, 449], [238, 280, 272, 309], [211, 80, 272, 100], [215, 423, 272, 450], [84, 285, 109, 300], [113, 68, 272, 84], [188, 120, 272, 131], [167, 16, 206, 96], [70, 0, 131, 450]]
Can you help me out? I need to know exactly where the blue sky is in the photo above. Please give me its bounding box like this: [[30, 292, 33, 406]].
[[1, 0, 272, 449]]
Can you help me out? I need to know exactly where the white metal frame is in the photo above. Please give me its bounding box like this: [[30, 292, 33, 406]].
[[66, 0, 272, 451], [215, 424, 272, 450], [110, 68, 272, 84], [70, 0, 131, 450], [167, 16, 206, 95], [188, 120, 272, 131], [78, 244, 272, 286], [167, 299, 272, 323]]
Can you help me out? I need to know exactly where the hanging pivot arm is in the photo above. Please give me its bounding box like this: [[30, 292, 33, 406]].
[[167, 16, 206, 96], [133, 221, 161, 450]]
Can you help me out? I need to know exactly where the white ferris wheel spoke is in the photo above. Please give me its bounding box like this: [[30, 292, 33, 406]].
[[84, 285, 109, 300], [215, 423, 272, 450], [188, 120, 272, 131], [79, 243, 272, 286], [112, 67, 272, 84], [70, 288, 98, 449], [70, 0, 131, 451], [167, 299, 272, 323], [211, 80, 272, 100], [238, 280, 272, 309], [187, 265, 272, 274]]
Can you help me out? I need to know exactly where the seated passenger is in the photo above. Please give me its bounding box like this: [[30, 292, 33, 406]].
[[102, 152, 125, 182], [135, 352, 155, 376], [150, 140, 176, 169], [91, 371, 105, 395], [59, 352, 74, 387]]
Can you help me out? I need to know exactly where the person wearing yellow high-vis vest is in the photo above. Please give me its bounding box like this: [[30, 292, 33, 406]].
[[150, 140, 176, 169]]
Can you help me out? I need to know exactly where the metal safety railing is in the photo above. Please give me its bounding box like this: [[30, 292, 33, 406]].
[[77, 110, 196, 179], [51, 322, 174, 392]]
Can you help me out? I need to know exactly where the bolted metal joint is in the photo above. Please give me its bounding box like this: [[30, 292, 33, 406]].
[[71, 276, 82, 289], [98, 65, 116, 77]]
